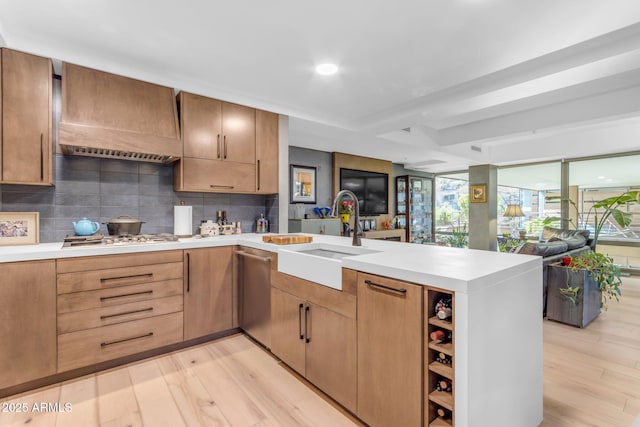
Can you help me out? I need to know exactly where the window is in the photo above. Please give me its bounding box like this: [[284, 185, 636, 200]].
[[497, 162, 562, 238]]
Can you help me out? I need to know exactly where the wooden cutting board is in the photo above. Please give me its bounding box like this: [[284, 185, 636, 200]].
[[262, 234, 313, 245]]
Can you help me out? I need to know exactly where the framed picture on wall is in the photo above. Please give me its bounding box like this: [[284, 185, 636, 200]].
[[290, 165, 317, 203], [470, 184, 487, 203], [0, 212, 40, 245]]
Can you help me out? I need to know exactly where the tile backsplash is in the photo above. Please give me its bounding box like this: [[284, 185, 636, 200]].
[[0, 154, 278, 243]]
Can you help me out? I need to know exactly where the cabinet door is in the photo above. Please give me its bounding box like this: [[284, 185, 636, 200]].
[[0, 260, 56, 389], [184, 247, 233, 340], [255, 109, 278, 193], [222, 102, 255, 164], [181, 157, 256, 193], [1, 49, 52, 184], [270, 287, 306, 375], [181, 92, 222, 160], [305, 302, 357, 412], [357, 273, 423, 427]]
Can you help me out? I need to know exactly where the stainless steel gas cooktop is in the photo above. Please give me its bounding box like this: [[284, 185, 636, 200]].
[[62, 233, 179, 248]]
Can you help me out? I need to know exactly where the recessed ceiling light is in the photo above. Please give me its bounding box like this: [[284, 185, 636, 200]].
[[315, 63, 338, 76]]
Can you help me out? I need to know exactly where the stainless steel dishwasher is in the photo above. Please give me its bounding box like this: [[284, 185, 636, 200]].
[[236, 247, 272, 348]]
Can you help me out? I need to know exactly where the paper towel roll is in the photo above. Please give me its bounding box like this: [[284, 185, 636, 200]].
[[174, 205, 192, 237]]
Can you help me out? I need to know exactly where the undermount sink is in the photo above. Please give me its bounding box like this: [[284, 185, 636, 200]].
[[277, 243, 380, 290]]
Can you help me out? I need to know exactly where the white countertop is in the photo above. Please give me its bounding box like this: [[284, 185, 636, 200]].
[[0, 233, 541, 294]]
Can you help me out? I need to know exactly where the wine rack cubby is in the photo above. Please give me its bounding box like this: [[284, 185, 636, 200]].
[[425, 287, 455, 426]]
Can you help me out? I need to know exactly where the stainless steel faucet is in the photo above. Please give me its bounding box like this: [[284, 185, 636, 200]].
[[330, 189, 362, 246]]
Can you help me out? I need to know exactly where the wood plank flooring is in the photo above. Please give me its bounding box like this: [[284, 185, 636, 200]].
[[541, 274, 640, 427], [1, 276, 639, 427]]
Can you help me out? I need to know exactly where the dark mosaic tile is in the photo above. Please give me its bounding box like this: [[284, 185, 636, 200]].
[[139, 162, 173, 177], [55, 154, 100, 172], [100, 158, 140, 174], [99, 194, 139, 208], [55, 193, 100, 207]]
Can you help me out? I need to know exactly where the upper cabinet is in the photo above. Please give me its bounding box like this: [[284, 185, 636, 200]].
[[256, 109, 279, 194], [174, 91, 278, 194], [59, 63, 181, 163], [0, 48, 53, 185], [181, 93, 255, 163]]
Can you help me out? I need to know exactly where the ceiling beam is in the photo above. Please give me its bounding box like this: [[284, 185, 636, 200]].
[[352, 23, 640, 135]]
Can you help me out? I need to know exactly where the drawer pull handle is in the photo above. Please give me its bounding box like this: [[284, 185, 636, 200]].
[[298, 303, 304, 340], [210, 184, 235, 189], [100, 273, 153, 284], [234, 250, 271, 263], [100, 290, 153, 301], [364, 279, 407, 294], [101, 332, 154, 348], [100, 307, 153, 320], [257, 160, 261, 191], [305, 305, 310, 343], [186, 252, 191, 292], [40, 133, 44, 181]]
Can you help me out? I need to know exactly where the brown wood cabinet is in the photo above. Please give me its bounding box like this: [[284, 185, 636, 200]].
[[180, 157, 256, 193], [357, 272, 423, 427], [271, 271, 357, 412], [59, 62, 181, 162], [56, 251, 184, 372], [0, 260, 56, 389], [255, 109, 279, 193], [175, 91, 258, 193], [180, 92, 256, 163], [183, 247, 234, 340], [1, 48, 52, 185]]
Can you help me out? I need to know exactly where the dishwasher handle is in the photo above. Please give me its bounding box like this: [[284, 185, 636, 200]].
[[235, 250, 271, 263]]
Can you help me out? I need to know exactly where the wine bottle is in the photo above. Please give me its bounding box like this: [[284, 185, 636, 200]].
[[429, 329, 445, 341], [435, 297, 453, 320], [436, 352, 452, 365], [436, 407, 451, 419], [435, 378, 452, 392]]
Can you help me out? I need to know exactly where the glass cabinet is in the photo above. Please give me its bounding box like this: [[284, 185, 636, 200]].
[[396, 176, 433, 244]]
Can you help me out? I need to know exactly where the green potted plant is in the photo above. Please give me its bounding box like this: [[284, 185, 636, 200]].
[[547, 251, 622, 327], [545, 190, 639, 249]]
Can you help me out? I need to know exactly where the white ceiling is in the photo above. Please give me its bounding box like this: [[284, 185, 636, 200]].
[[2, 0, 640, 172]]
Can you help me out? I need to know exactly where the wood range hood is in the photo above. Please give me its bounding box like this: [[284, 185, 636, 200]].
[[58, 62, 181, 164]]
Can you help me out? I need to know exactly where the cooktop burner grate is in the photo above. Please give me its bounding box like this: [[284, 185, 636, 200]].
[[62, 233, 179, 248]]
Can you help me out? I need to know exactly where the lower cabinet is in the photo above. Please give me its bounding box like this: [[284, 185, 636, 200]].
[[56, 250, 184, 372], [357, 272, 423, 427], [183, 247, 233, 340], [58, 312, 183, 372], [270, 273, 357, 412], [0, 260, 56, 389]]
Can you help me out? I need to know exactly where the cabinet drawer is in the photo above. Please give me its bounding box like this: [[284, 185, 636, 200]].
[[182, 157, 256, 192], [57, 279, 183, 314], [57, 295, 183, 334], [57, 312, 183, 372], [57, 250, 183, 273], [57, 262, 183, 294]]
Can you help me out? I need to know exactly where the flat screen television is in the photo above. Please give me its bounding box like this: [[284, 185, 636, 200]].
[[339, 168, 389, 215]]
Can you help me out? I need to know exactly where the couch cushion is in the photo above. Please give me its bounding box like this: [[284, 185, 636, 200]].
[[550, 234, 587, 250], [542, 226, 590, 241], [514, 240, 569, 257]]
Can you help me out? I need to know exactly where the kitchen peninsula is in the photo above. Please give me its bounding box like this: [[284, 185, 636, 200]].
[[0, 234, 542, 427]]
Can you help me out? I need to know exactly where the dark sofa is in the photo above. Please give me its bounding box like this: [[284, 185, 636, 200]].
[[512, 227, 592, 314]]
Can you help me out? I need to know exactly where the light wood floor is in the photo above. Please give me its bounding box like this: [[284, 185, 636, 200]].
[[541, 274, 640, 427], [1, 276, 640, 427]]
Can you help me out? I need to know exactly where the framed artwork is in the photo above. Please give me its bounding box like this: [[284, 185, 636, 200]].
[[0, 212, 40, 245], [470, 184, 487, 203], [290, 165, 317, 203]]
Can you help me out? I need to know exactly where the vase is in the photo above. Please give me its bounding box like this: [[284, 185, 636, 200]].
[[340, 213, 351, 223]]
